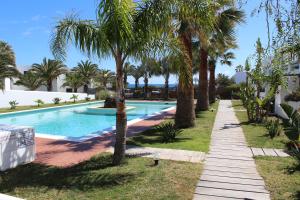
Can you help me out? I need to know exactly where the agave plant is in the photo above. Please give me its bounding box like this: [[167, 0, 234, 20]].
[[156, 122, 182, 143], [280, 103, 300, 142]]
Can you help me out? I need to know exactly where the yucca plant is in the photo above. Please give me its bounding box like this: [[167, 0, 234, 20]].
[[70, 94, 78, 103], [156, 122, 182, 143], [35, 99, 44, 107], [9, 100, 18, 109], [265, 118, 282, 139], [280, 103, 300, 159]]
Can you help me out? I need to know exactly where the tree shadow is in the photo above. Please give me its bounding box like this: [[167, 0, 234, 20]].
[[0, 154, 137, 193]]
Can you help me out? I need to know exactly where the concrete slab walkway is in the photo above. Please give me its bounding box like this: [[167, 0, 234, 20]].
[[194, 100, 270, 200], [106, 146, 206, 163]]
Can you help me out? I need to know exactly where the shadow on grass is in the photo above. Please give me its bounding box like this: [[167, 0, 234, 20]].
[[127, 126, 192, 147], [0, 154, 137, 193]]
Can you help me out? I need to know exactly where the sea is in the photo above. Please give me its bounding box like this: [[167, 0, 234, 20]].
[[127, 84, 177, 89]]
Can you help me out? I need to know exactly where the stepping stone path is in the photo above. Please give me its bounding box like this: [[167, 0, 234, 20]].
[[106, 146, 206, 163], [250, 147, 290, 157], [194, 100, 271, 200]]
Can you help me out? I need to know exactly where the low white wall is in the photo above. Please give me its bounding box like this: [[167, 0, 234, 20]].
[[0, 90, 95, 108]]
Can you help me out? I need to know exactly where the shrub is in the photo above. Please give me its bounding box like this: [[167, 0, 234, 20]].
[[53, 98, 61, 104], [96, 89, 115, 100], [70, 94, 79, 103], [9, 100, 18, 109], [217, 84, 241, 99], [35, 99, 44, 107], [156, 122, 182, 143], [85, 96, 91, 101], [265, 118, 282, 139], [284, 89, 300, 102]]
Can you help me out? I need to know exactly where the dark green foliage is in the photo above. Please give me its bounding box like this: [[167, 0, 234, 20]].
[[85, 97, 91, 101], [280, 103, 300, 142], [265, 119, 282, 139], [156, 122, 182, 143], [9, 100, 18, 109], [284, 89, 300, 102], [53, 98, 61, 104]]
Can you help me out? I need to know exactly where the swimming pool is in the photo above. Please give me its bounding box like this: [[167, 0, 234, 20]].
[[0, 101, 176, 140]]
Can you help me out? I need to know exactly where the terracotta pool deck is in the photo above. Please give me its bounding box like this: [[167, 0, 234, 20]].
[[35, 109, 175, 167]]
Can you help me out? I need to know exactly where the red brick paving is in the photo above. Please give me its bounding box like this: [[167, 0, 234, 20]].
[[35, 109, 175, 167]]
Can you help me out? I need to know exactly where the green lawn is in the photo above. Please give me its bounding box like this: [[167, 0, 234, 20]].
[[0, 154, 201, 200], [232, 100, 289, 149], [255, 156, 300, 200], [127, 101, 219, 152], [0, 100, 98, 114]]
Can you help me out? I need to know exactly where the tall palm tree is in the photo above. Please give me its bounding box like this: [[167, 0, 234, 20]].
[[140, 58, 156, 98], [171, 0, 215, 128], [96, 69, 115, 90], [73, 60, 98, 93], [62, 72, 85, 92], [0, 41, 20, 90], [129, 65, 144, 90], [51, 0, 165, 165], [156, 56, 178, 100], [123, 62, 132, 88], [196, 5, 245, 111], [15, 71, 42, 90], [209, 51, 235, 103], [31, 58, 67, 91]]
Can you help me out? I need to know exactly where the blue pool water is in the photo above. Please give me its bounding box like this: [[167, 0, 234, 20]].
[[0, 101, 175, 139]]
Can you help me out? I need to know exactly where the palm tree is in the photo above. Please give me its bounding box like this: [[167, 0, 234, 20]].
[[196, 5, 245, 111], [62, 72, 85, 92], [140, 58, 157, 98], [95, 69, 115, 90], [51, 0, 164, 165], [31, 58, 67, 91], [73, 60, 98, 93], [15, 71, 42, 90], [129, 65, 144, 90], [156, 56, 178, 100], [123, 62, 132, 88], [0, 41, 20, 90], [209, 50, 235, 103]]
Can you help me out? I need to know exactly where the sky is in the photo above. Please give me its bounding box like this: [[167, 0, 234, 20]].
[[0, 0, 273, 84]]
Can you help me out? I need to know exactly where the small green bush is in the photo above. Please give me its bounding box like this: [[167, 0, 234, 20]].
[[53, 98, 61, 104], [96, 90, 115, 100], [35, 99, 44, 107], [284, 89, 300, 102], [9, 100, 18, 109], [265, 118, 282, 139], [85, 96, 91, 101], [156, 122, 182, 143], [70, 94, 79, 103]]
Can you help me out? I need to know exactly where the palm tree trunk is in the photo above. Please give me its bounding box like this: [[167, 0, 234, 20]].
[[164, 73, 169, 100], [124, 73, 127, 89], [175, 32, 195, 128], [196, 48, 209, 111], [113, 52, 127, 166], [144, 76, 148, 99], [209, 60, 216, 103], [74, 88, 78, 93], [135, 79, 138, 90], [47, 80, 52, 91]]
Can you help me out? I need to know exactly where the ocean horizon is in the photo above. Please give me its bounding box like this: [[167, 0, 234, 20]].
[[127, 83, 177, 89]]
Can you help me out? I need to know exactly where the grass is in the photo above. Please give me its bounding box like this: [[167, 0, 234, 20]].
[[0, 154, 201, 200], [232, 100, 289, 149], [255, 156, 300, 200], [0, 100, 98, 114], [127, 101, 219, 152]]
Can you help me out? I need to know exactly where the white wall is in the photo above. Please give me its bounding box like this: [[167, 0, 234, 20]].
[[0, 90, 95, 108]]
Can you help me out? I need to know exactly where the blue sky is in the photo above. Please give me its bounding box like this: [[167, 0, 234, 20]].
[[0, 0, 273, 84]]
